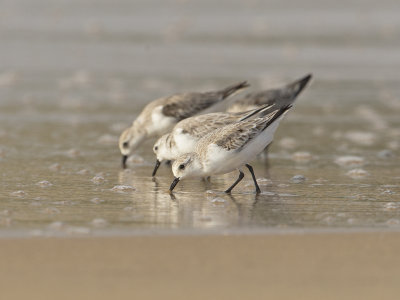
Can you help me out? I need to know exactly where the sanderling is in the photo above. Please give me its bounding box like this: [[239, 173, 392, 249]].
[[152, 75, 311, 174], [227, 74, 311, 113], [152, 105, 273, 176], [119, 81, 249, 168], [169, 104, 293, 194]]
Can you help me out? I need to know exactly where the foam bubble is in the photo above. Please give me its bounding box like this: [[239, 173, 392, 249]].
[[346, 169, 369, 179], [10, 190, 26, 198], [210, 197, 226, 204], [335, 156, 365, 168], [91, 175, 105, 185], [111, 185, 136, 192], [90, 198, 105, 204], [290, 175, 306, 183], [36, 180, 53, 188], [384, 202, 398, 211]]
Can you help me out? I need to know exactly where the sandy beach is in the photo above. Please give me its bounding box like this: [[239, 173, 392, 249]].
[[1, 232, 400, 300]]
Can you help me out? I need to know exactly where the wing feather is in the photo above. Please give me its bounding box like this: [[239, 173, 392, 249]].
[[176, 113, 243, 138], [228, 74, 311, 112], [197, 106, 290, 154], [213, 118, 268, 151], [161, 93, 223, 121], [162, 81, 249, 121]]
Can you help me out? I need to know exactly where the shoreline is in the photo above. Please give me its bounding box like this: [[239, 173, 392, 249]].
[[1, 225, 400, 239]]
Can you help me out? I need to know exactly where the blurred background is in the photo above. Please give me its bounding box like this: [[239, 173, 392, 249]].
[[2, 0, 400, 102], [0, 0, 399, 236]]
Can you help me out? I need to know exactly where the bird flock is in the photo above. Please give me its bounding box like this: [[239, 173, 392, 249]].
[[119, 74, 312, 194]]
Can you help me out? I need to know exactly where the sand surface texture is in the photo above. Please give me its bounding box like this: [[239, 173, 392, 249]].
[[1, 232, 400, 300]]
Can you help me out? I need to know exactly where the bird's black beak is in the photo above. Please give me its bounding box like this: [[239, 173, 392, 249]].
[[122, 155, 128, 169], [169, 177, 180, 192], [152, 160, 161, 177]]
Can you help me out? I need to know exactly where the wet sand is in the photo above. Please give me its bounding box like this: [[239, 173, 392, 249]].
[[1, 0, 400, 235], [2, 232, 400, 300]]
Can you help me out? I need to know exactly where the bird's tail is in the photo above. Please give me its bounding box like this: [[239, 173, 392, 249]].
[[262, 104, 293, 131], [284, 73, 312, 99], [220, 81, 250, 99], [239, 104, 275, 121]]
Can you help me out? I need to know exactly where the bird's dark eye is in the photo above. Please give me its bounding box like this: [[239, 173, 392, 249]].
[[123, 142, 129, 148], [179, 164, 185, 170], [154, 146, 158, 151]]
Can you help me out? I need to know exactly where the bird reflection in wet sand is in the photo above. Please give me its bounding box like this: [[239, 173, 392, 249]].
[[118, 161, 291, 229], [118, 170, 180, 225]]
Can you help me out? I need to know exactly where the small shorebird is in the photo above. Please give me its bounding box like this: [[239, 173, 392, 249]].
[[152, 74, 312, 176], [119, 81, 250, 168], [152, 105, 272, 176], [169, 104, 292, 194], [227, 74, 312, 113]]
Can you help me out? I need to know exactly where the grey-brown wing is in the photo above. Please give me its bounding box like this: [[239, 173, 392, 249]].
[[212, 119, 268, 151], [162, 92, 223, 121], [239, 89, 289, 106], [208, 105, 291, 151], [179, 113, 242, 138], [231, 74, 312, 109], [162, 81, 249, 121]]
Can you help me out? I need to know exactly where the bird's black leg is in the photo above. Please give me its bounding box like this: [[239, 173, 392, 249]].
[[245, 164, 261, 194], [152, 160, 161, 177], [225, 170, 245, 194]]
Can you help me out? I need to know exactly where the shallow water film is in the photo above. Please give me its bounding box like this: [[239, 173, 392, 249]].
[[1, 0, 400, 237]]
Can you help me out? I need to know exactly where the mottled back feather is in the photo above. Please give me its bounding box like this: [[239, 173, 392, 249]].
[[177, 112, 248, 138], [197, 105, 291, 155]]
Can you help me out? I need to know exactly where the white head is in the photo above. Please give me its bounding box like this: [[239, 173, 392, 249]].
[[119, 123, 147, 168], [169, 153, 203, 192], [151, 134, 172, 176], [153, 134, 174, 162]]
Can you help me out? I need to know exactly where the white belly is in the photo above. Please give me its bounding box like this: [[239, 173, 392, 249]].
[[202, 120, 281, 175]]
